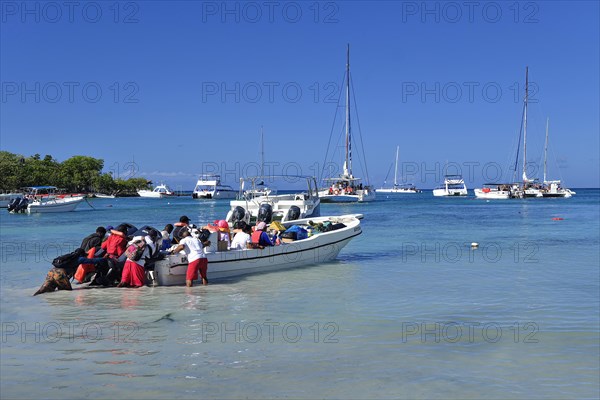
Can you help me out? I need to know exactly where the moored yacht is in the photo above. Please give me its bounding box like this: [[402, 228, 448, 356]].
[[474, 183, 514, 199], [319, 44, 375, 203], [192, 175, 236, 199], [137, 184, 174, 198], [433, 175, 468, 197]]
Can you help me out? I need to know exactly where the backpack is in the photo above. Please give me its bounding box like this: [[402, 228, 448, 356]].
[[52, 248, 85, 273], [125, 240, 146, 262]]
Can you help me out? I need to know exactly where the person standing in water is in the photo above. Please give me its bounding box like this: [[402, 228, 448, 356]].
[[171, 229, 210, 286]]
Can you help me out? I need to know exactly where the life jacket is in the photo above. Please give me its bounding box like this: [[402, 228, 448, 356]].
[[74, 248, 96, 283], [251, 230, 262, 244]]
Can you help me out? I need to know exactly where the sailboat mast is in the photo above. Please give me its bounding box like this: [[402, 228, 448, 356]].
[[544, 118, 549, 183], [260, 126, 264, 178], [394, 146, 399, 186], [522, 66, 528, 182], [345, 43, 352, 177]]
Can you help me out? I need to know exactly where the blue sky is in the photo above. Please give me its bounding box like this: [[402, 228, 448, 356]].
[[1, 0, 598, 189]]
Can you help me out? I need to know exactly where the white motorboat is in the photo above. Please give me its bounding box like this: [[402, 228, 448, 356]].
[[433, 175, 468, 197], [137, 184, 174, 198], [8, 186, 85, 213], [94, 193, 116, 199], [319, 45, 375, 203], [376, 146, 421, 194], [27, 195, 85, 213], [474, 183, 514, 199], [541, 119, 574, 198], [192, 175, 236, 199], [152, 214, 362, 286], [227, 175, 321, 223], [0, 192, 22, 208]]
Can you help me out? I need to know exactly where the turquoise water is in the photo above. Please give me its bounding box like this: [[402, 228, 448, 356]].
[[1, 191, 599, 399]]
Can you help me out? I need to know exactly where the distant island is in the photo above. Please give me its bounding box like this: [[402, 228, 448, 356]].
[[0, 151, 149, 195]]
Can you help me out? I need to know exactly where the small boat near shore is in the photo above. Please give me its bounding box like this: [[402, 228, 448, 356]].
[[138, 184, 174, 198], [152, 214, 362, 286], [8, 186, 85, 213]]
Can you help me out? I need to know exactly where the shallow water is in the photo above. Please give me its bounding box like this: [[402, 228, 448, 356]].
[[1, 191, 599, 399]]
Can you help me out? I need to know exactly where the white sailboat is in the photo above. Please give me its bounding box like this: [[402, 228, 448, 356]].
[[520, 67, 543, 198], [376, 146, 421, 194], [541, 118, 575, 198], [319, 45, 375, 203]]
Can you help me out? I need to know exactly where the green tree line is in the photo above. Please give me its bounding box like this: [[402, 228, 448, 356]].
[[0, 151, 150, 194]]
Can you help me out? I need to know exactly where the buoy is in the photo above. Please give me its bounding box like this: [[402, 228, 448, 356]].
[[471, 242, 479, 249], [552, 217, 563, 221]]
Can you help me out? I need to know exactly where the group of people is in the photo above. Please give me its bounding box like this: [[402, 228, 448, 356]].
[[33, 214, 288, 295]]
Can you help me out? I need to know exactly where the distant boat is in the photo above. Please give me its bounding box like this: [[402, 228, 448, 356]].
[[94, 193, 116, 199], [474, 183, 514, 199], [8, 186, 85, 213], [137, 184, 174, 198], [433, 175, 468, 197], [376, 146, 421, 194], [541, 118, 575, 198], [192, 174, 236, 199], [319, 44, 375, 203]]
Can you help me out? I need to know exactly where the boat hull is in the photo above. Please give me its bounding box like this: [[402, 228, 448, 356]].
[[153, 214, 362, 286], [433, 189, 468, 197], [319, 189, 376, 203], [27, 196, 84, 213], [193, 190, 237, 200], [474, 189, 511, 199]]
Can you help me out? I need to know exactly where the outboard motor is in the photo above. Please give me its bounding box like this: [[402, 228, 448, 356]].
[[9, 197, 29, 213], [7, 197, 20, 213], [284, 205, 301, 222], [257, 203, 273, 224], [231, 206, 248, 224]]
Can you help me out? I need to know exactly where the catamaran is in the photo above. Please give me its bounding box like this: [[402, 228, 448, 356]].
[[376, 146, 421, 194], [319, 45, 375, 203], [433, 175, 468, 197]]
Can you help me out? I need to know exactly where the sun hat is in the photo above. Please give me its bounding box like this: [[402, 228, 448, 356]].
[[217, 220, 229, 231], [256, 221, 267, 231]]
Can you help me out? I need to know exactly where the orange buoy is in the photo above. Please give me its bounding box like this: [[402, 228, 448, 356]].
[[552, 217, 564, 221]]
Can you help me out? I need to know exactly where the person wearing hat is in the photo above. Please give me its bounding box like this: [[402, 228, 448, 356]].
[[251, 221, 276, 247], [172, 216, 190, 244]]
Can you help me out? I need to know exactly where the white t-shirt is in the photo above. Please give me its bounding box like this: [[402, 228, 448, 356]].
[[180, 236, 206, 262], [230, 232, 251, 250]]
